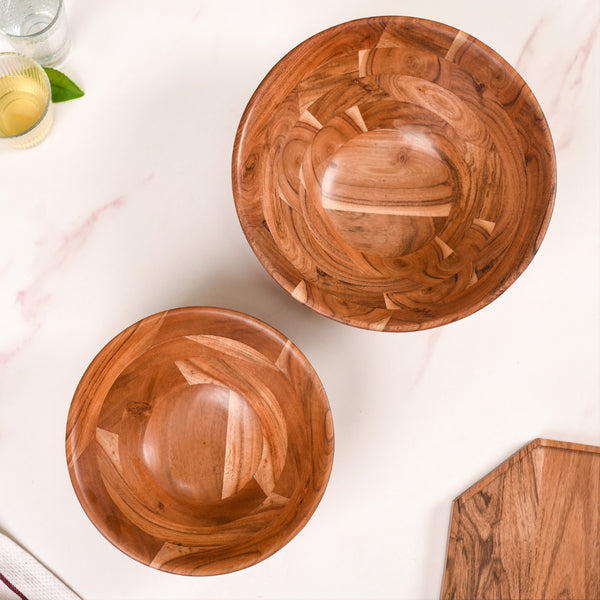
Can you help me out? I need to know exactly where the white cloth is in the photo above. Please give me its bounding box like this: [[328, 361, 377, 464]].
[[0, 534, 81, 600]]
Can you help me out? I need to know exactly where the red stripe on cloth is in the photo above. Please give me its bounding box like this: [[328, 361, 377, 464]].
[[0, 571, 29, 600]]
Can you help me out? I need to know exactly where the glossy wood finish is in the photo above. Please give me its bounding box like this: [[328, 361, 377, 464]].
[[441, 439, 600, 599], [66, 307, 334, 575], [232, 16, 556, 331]]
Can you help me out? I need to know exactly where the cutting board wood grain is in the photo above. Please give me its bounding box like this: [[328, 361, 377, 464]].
[[441, 438, 600, 600]]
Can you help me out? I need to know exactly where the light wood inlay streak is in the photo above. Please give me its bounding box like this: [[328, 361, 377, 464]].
[[66, 307, 334, 576], [253, 493, 289, 513], [175, 359, 224, 387], [434, 237, 454, 259], [232, 17, 555, 331], [150, 543, 201, 570], [358, 49, 369, 77], [383, 293, 402, 311], [473, 217, 496, 235], [441, 439, 600, 600], [344, 105, 368, 133], [292, 280, 308, 303], [445, 30, 470, 61], [275, 340, 294, 373], [95, 428, 122, 472], [322, 197, 452, 216], [299, 109, 322, 130], [253, 437, 277, 496], [222, 391, 264, 499], [185, 334, 276, 371], [278, 188, 293, 209], [368, 315, 392, 331]]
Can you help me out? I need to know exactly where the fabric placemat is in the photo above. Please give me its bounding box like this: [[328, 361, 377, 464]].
[[0, 533, 81, 600]]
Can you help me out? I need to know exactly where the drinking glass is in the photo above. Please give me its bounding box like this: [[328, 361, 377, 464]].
[[0, 0, 70, 67], [0, 52, 53, 148]]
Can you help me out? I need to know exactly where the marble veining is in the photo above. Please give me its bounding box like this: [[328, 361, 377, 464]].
[[407, 329, 443, 398], [0, 173, 154, 365], [516, 1, 599, 149]]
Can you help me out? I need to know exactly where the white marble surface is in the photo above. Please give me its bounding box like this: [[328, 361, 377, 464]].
[[0, 0, 598, 598]]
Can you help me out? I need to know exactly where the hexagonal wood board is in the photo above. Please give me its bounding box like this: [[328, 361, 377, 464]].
[[441, 438, 600, 599]]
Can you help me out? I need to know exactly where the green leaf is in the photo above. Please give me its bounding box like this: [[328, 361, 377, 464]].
[[43, 67, 84, 103]]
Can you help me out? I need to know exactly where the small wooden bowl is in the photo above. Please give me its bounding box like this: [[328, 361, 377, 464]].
[[66, 307, 334, 575], [232, 16, 556, 331]]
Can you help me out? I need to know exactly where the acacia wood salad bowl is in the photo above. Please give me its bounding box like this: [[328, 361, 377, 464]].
[[232, 16, 556, 331], [66, 307, 334, 575]]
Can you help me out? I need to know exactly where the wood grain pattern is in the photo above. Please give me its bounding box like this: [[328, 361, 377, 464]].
[[66, 307, 334, 575], [441, 439, 600, 599], [232, 16, 556, 331]]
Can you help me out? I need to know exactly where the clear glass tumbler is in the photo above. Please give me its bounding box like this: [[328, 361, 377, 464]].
[[0, 0, 70, 67], [0, 52, 53, 148]]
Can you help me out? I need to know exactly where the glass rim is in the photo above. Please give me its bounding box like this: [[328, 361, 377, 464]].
[[0, 52, 52, 140], [1, 0, 63, 40]]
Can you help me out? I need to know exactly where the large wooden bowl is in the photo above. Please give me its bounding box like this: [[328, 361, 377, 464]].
[[66, 307, 334, 575], [232, 16, 556, 331]]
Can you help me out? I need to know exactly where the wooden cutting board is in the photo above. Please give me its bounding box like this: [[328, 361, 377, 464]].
[[441, 439, 600, 599]]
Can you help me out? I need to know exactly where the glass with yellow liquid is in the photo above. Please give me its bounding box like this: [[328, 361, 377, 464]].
[[0, 53, 53, 148]]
